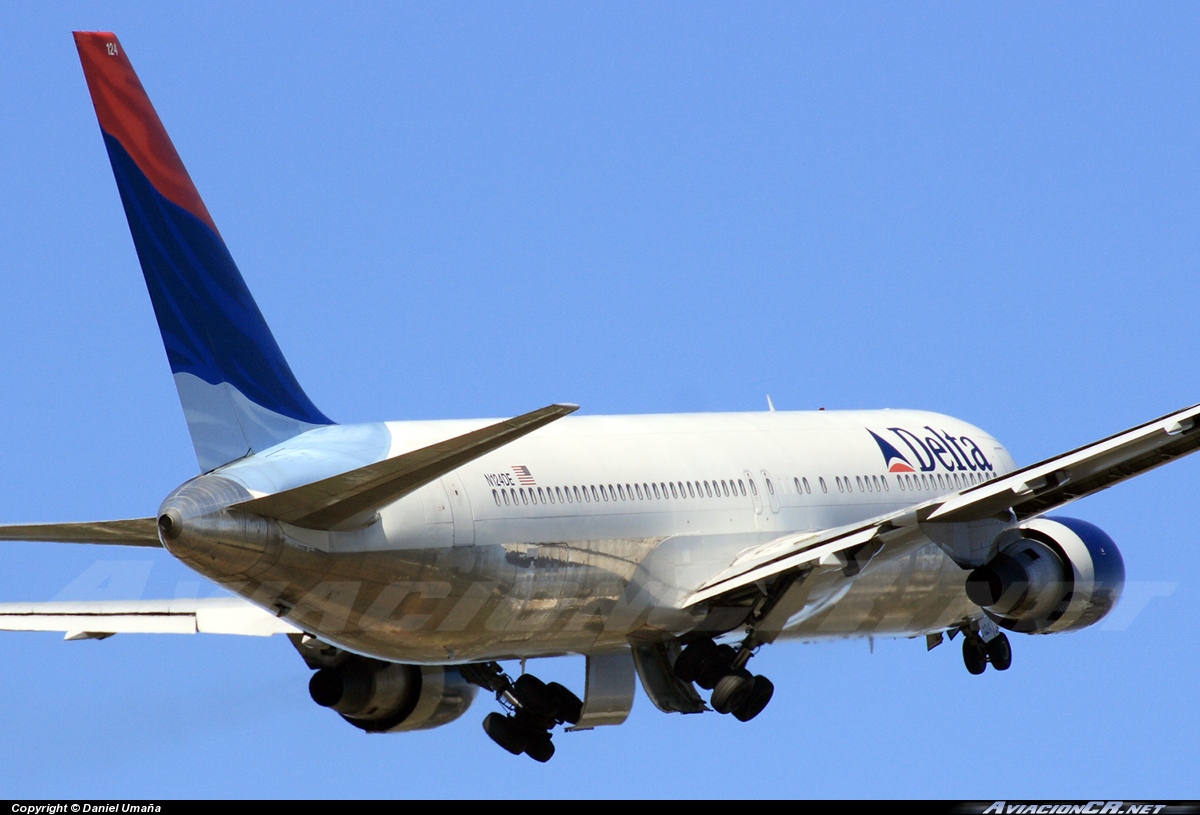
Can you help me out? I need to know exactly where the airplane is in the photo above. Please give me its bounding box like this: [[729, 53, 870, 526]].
[[0, 31, 1194, 763]]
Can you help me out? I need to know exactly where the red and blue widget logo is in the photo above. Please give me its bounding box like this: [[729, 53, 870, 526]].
[[867, 427, 994, 473], [868, 430, 917, 472]]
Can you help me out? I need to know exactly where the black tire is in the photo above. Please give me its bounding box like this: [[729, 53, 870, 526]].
[[711, 669, 754, 714], [483, 712, 527, 755], [962, 638, 987, 675], [696, 644, 738, 690], [524, 733, 555, 763], [732, 675, 775, 722], [987, 633, 1012, 671], [674, 639, 716, 683], [546, 681, 584, 725], [512, 674, 558, 727]]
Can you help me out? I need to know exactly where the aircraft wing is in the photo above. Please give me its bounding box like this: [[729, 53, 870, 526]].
[[925, 402, 1200, 523], [0, 597, 300, 640], [232, 403, 579, 530], [0, 518, 161, 547], [687, 401, 1200, 609]]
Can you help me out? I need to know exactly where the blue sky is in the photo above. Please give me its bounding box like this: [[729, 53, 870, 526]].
[[2, 2, 1199, 799]]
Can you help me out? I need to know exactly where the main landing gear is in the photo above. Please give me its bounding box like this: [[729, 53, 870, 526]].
[[673, 637, 775, 721], [460, 662, 583, 763], [958, 621, 1012, 675]]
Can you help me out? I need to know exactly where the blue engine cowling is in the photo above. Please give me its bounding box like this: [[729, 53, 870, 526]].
[[964, 516, 1125, 634]]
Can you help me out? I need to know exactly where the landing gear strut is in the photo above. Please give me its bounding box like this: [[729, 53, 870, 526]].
[[673, 637, 775, 721], [461, 662, 583, 762]]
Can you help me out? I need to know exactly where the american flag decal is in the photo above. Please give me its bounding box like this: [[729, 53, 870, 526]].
[[512, 465, 536, 485]]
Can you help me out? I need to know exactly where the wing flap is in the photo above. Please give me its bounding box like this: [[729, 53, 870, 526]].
[[0, 598, 299, 638], [0, 518, 161, 547], [231, 403, 578, 529], [684, 512, 920, 608]]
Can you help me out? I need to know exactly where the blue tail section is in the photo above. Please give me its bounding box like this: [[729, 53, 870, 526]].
[[77, 33, 333, 471]]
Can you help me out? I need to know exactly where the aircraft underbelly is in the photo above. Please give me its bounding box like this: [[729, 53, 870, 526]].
[[779, 542, 975, 640]]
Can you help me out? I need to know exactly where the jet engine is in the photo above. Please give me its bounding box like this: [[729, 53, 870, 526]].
[[964, 516, 1125, 634], [308, 656, 477, 733]]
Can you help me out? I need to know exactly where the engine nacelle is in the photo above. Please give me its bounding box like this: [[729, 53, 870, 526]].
[[309, 657, 477, 733], [964, 516, 1124, 634]]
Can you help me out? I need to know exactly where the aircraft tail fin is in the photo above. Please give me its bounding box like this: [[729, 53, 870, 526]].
[[73, 32, 333, 473]]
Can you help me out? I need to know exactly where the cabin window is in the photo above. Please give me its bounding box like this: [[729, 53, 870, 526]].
[[803, 477, 811, 494], [871, 475, 879, 492], [857, 476, 864, 492], [765, 478, 775, 496], [635, 483, 643, 500], [617, 484, 626, 500], [683, 481, 693, 498], [670, 482, 679, 499], [749, 479, 759, 496], [819, 477, 827, 494], [493, 489, 501, 506], [794, 477, 802, 494], [937, 474, 945, 490], [738, 479, 747, 496], [538, 488, 546, 503], [836, 477, 843, 493]]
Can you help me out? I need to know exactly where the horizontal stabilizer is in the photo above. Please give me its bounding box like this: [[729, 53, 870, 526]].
[[0, 597, 299, 638], [233, 403, 579, 529], [0, 518, 161, 547]]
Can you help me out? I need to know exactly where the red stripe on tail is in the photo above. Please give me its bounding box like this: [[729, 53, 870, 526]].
[[73, 32, 219, 235]]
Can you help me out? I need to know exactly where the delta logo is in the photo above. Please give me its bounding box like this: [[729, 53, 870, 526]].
[[867, 427, 994, 473], [868, 430, 917, 472]]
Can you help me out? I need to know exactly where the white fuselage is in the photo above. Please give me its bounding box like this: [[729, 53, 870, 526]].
[[171, 409, 1017, 663]]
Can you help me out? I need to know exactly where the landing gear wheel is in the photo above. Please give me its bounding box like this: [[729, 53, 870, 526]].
[[524, 733, 556, 763], [512, 674, 558, 729], [483, 712, 527, 755], [696, 645, 738, 691], [962, 638, 987, 675], [732, 675, 774, 722], [711, 669, 754, 714], [546, 681, 583, 725], [986, 632, 1012, 671], [674, 639, 716, 684]]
